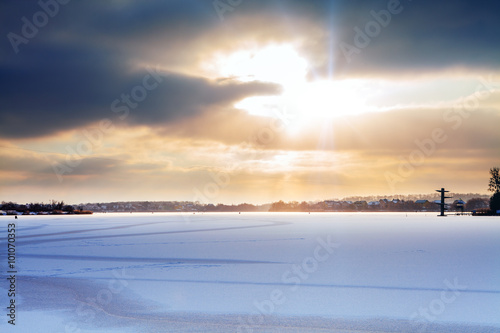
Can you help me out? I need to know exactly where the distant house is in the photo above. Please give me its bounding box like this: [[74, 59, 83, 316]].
[[324, 200, 336, 208], [454, 199, 466, 213], [415, 200, 428, 204], [368, 201, 380, 206]]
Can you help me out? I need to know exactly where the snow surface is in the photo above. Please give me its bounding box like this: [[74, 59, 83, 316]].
[[1, 212, 499, 332]]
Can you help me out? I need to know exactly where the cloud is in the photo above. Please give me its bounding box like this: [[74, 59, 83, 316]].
[[148, 98, 500, 156], [307, 0, 500, 77], [0, 43, 280, 138]]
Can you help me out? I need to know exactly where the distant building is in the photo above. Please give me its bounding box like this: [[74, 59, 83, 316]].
[[324, 200, 336, 207], [454, 199, 466, 213]]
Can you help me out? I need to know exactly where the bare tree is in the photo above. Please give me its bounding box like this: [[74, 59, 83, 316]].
[[488, 167, 500, 193], [489, 167, 500, 214]]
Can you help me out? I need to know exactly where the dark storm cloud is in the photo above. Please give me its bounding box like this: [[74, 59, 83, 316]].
[[0, 4, 280, 139], [0, 46, 280, 138], [0, 1, 280, 139], [0, 44, 127, 137], [117, 73, 281, 127], [331, 0, 500, 74]]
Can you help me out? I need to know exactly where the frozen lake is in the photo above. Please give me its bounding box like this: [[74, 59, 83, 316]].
[[1, 212, 500, 332]]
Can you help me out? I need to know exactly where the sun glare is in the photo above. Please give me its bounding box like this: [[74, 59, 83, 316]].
[[216, 44, 308, 85], [290, 80, 370, 118], [213, 44, 372, 129]]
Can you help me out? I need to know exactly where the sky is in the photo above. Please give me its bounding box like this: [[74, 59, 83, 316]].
[[0, 0, 499, 205]]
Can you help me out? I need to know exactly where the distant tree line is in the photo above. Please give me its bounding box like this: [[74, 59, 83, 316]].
[[0, 200, 92, 215], [3, 169, 499, 215], [267, 198, 489, 213], [1, 196, 492, 215]]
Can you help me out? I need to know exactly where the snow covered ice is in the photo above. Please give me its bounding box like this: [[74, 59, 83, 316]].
[[1, 212, 499, 332]]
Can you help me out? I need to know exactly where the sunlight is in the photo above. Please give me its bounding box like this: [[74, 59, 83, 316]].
[[214, 44, 374, 129], [235, 79, 372, 124], [289, 80, 371, 118], [215, 44, 308, 85]]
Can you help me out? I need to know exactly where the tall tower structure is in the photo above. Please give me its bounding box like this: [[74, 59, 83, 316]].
[[435, 188, 451, 217]]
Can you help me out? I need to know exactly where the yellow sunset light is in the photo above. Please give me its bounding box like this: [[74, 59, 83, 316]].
[[289, 80, 370, 118], [215, 44, 372, 128], [216, 44, 308, 85]]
